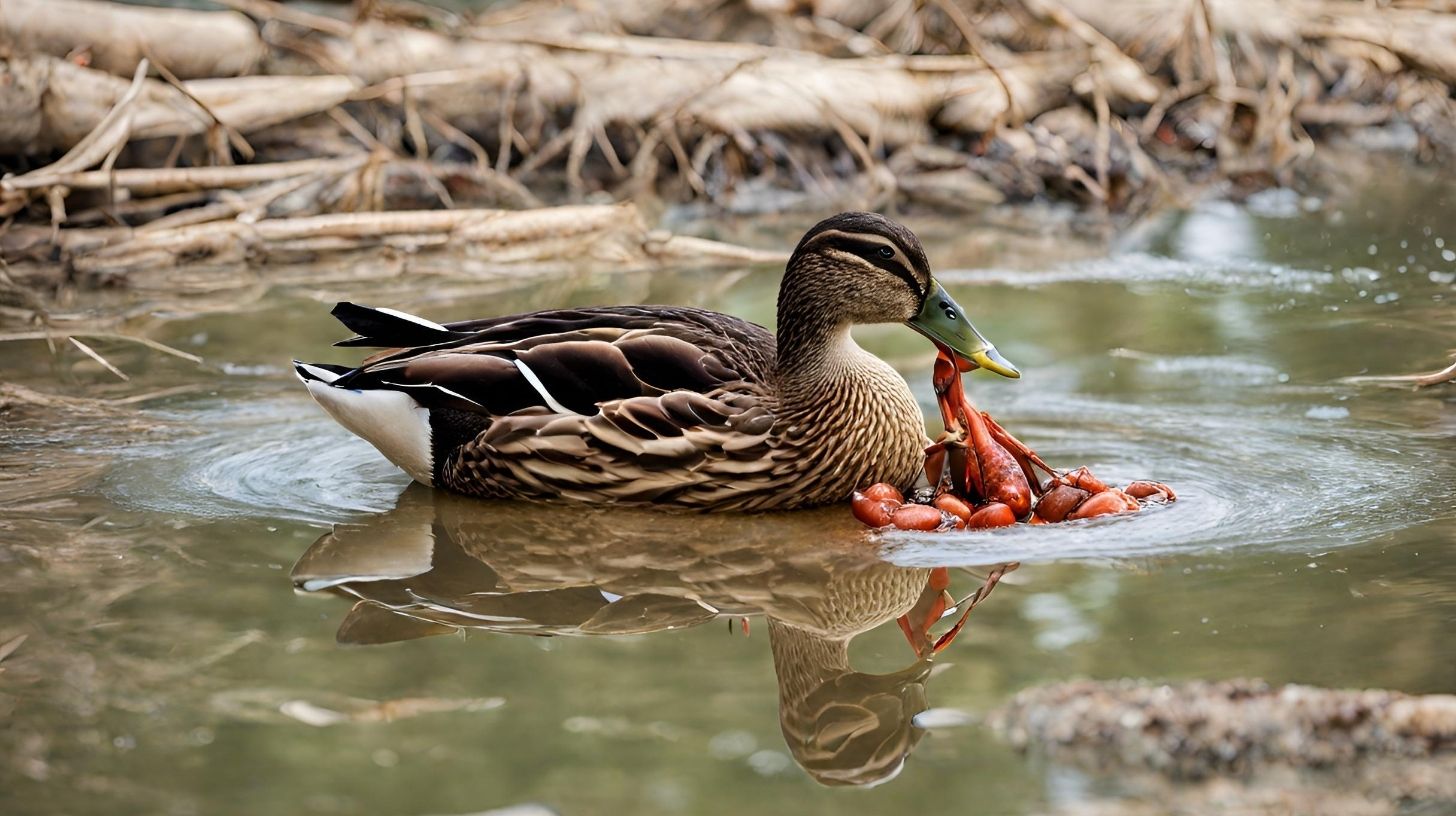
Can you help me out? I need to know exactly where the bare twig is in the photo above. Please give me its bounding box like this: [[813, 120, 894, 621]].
[[140, 48, 256, 162], [932, 0, 1022, 127], [1342, 359, 1456, 389], [216, 0, 354, 37], [328, 109, 392, 154], [6, 156, 368, 196], [402, 91, 430, 163], [0, 331, 204, 364], [496, 72, 525, 174], [1091, 65, 1112, 202], [68, 337, 130, 381], [419, 109, 491, 169]]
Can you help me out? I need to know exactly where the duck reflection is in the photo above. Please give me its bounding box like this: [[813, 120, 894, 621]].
[[292, 485, 1014, 787]]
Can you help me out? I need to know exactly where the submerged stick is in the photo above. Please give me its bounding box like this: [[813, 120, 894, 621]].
[[0, 331, 204, 364], [1342, 359, 1456, 389], [67, 336, 130, 381]]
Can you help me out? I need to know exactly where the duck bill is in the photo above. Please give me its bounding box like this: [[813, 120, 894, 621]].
[[906, 280, 1020, 378]]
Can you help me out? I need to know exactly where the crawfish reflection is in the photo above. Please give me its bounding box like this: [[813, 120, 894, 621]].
[[291, 484, 1013, 787]]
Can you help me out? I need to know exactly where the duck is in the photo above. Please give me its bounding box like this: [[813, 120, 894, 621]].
[[292, 211, 1020, 511]]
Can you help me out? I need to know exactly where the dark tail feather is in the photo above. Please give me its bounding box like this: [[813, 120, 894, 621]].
[[292, 360, 352, 383], [331, 302, 459, 348]]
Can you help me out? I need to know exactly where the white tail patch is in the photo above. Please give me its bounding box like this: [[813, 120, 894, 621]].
[[376, 307, 449, 332], [304, 380, 434, 486]]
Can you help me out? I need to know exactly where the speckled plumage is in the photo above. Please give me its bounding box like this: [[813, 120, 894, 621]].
[[412, 310, 927, 511], [299, 212, 951, 511]]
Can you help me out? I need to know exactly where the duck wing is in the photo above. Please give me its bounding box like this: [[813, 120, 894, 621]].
[[310, 303, 792, 508], [329, 303, 775, 413]]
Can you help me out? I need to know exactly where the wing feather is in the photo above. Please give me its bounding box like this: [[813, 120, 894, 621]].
[[328, 303, 784, 506]]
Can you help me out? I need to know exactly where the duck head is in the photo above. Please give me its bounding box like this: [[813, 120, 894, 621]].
[[778, 211, 1019, 378]]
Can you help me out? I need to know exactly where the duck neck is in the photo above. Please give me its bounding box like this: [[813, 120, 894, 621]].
[[775, 285, 865, 399], [767, 619, 852, 707]]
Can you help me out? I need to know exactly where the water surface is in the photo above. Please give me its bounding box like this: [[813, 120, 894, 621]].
[[1, 164, 1453, 815]]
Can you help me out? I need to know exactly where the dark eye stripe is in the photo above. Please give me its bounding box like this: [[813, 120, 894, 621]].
[[797, 228, 929, 303], [831, 237, 925, 301]]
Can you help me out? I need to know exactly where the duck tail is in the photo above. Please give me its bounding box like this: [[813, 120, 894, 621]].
[[291, 360, 352, 384], [292, 359, 435, 487], [330, 302, 460, 348]]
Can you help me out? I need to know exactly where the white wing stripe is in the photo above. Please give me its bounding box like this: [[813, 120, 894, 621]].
[[379, 380, 484, 408], [376, 307, 449, 332], [512, 358, 576, 414]]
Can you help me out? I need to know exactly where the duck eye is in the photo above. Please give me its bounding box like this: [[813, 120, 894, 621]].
[[877, 246, 895, 259]]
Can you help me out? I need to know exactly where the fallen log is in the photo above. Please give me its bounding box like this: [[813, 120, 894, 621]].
[[3, 155, 368, 196], [0, 0, 266, 79], [335, 26, 1161, 145], [0, 55, 354, 157], [31, 204, 783, 280]]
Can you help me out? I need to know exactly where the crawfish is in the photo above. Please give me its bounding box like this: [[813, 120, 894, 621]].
[[853, 349, 1174, 532], [923, 347, 1174, 525], [924, 350, 1039, 520]]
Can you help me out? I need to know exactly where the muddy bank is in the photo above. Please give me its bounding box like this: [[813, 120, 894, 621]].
[[991, 678, 1456, 773], [987, 678, 1456, 811], [0, 0, 1453, 291]]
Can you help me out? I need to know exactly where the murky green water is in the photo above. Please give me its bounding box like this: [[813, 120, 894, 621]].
[[2, 165, 1454, 815]]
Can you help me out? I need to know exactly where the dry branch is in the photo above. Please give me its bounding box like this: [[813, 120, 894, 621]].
[[45, 204, 784, 277], [5, 155, 369, 196], [338, 26, 1161, 145]]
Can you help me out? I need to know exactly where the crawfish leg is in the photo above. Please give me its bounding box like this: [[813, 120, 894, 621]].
[[933, 353, 986, 498], [898, 567, 952, 657], [931, 562, 1019, 654], [1058, 465, 1110, 493], [932, 351, 969, 437]]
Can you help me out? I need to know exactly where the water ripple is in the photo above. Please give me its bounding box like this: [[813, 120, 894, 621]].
[[882, 392, 1455, 566], [105, 395, 407, 525], [101, 382, 1454, 564], [942, 253, 1334, 291]]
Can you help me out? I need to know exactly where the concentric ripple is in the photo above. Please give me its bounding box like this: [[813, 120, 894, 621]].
[[882, 384, 1456, 567], [104, 394, 407, 525], [99, 373, 1455, 566]]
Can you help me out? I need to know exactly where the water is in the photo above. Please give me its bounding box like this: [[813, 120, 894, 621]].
[[2, 163, 1454, 815]]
